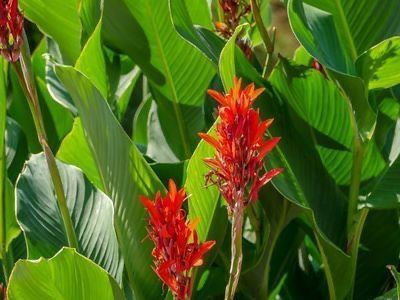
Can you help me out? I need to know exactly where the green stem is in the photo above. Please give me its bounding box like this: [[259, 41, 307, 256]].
[[13, 33, 79, 251], [0, 147, 8, 285], [0, 59, 9, 284], [347, 132, 365, 239], [346, 209, 369, 300], [250, 0, 273, 53], [225, 203, 244, 300]]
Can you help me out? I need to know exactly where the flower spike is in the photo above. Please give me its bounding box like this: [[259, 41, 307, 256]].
[[141, 179, 215, 300], [0, 0, 24, 62], [200, 78, 283, 210]]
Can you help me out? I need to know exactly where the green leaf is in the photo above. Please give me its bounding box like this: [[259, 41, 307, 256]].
[[57, 118, 104, 191], [375, 288, 398, 300], [114, 67, 141, 121], [185, 125, 228, 242], [76, 19, 109, 99], [16, 153, 122, 283], [2, 179, 21, 256], [183, 0, 212, 29], [270, 61, 386, 185], [7, 248, 124, 300], [356, 37, 400, 90], [355, 210, 400, 299], [55, 65, 166, 299], [104, 0, 215, 159], [132, 94, 152, 146], [219, 24, 249, 91], [388, 265, 400, 299], [169, 0, 224, 65], [364, 155, 400, 209], [45, 39, 77, 116], [19, 0, 82, 63], [287, 0, 400, 138], [287, 0, 400, 75], [146, 99, 181, 162]]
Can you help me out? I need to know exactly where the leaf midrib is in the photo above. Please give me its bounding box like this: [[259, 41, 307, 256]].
[[333, 0, 358, 60], [144, 0, 191, 158]]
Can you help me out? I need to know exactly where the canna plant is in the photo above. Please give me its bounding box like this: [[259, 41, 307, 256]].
[[0, 0, 399, 299], [199, 78, 282, 299]]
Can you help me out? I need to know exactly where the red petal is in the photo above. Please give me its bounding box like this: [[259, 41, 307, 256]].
[[198, 133, 221, 150], [260, 168, 284, 185], [251, 87, 265, 101], [168, 179, 177, 199], [258, 137, 281, 160], [208, 89, 227, 106]]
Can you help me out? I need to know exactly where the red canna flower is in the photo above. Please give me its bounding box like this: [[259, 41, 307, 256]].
[[199, 78, 283, 212], [0, 0, 24, 62], [141, 180, 215, 300]]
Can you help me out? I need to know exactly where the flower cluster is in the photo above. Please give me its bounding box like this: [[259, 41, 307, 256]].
[[215, 0, 252, 58], [199, 78, 282, 211], [0, 0, 24, 62], [141, 180, 215, 300]]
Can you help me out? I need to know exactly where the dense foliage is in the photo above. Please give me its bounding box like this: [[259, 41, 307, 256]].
[[0, 0, 399, 299]]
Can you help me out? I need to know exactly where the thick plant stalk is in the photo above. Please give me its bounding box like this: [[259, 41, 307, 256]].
[[250, 0, 276, 78], [225, 202, 244, 300], [13, 32, 79, 251], [0, 59, 10, 283], [346, 135, 365, 238]]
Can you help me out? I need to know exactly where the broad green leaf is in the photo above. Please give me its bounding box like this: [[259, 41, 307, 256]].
[[2, 180, 21, 256], [104, 0, 215, 159], [375, 289, 398, 300], [76, 19, 108, 99], [356, 37, 400, 90], [55, 66, 166, 299], [19, 0, 82, 63], [388, 266, 400, 299], [170, 0, 224, 65], [132, 95, 152, 146], [328, 70, 376, 139], [355, 210, 400, 299], [241, 196, 300, 299], [185, 125, 227, 242], [3, 90, 28, 185], [57, 118, 104, 191], [364, 155, 400, 209], [287, 0, 400, 75], [219, 24, 249, 91], [270, 61, 386, 185], [36, 78, 74, 150], [287, 0, 399, 138], [183, 0, 212, 29], [16, 153, 123, 283], [293, 45, 313, 66], [5, 118, 26, 172], [271, 62, 352, 147], [115, 67, 141, 121], [46, 39, 77, 116], [146, 99, 181, 162], [7, 248, 124, 300]]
